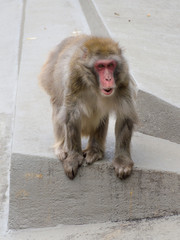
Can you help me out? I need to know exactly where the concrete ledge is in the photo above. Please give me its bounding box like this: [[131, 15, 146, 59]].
[[137, 90, 180, 144], [9, 130, 180, 229], [9, 153, 180, 229]]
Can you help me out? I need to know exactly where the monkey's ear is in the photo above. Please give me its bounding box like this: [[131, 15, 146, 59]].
[[80, 46, 88, 59]]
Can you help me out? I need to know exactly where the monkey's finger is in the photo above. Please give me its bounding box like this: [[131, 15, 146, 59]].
[[65, 167, 77, 180], [118, 167, 124, 179], [115, 166, 132, 179], [67, 170, 74, 180], [86, 155, 97, 165], [63, 161, 78, 180], [123, 167, 132, 177], [114, 166, 122, 179], [77, 155, 85, 167], [85, 151, 103, 165]]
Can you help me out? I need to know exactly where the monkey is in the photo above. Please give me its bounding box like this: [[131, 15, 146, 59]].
[[39, 35, 138, 180]]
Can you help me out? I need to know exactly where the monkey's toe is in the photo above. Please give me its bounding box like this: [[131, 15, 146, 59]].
[[66, 169, 75, 180], [84, 149, 103, 165], [115, 166, 132, 179], [113, 157, 133, 179], [86, 155, 99, 165], [55, 148, 67, 161], [62, 153, 84, 179], [63, 161, 78, 180]]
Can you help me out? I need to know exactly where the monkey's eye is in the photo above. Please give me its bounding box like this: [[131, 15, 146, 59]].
[[108, 63, 114, 68], [97, 64, 105, 69]]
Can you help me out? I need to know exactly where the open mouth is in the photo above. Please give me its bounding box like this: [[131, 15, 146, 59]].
[[101, 88, 114, 96]]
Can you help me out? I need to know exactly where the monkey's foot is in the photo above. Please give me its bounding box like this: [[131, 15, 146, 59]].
[[83, 148, 104, 165], [55, 147, 67, 161], [113, 155, 134, 179], [62, 152, 84, 180]]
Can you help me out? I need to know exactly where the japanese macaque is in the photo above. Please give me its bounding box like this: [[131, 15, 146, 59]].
[[39, 35, 138, 180]]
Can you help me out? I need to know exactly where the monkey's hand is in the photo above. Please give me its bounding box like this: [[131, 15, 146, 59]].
[[113, 155, 134, 179], [83, 148, 104, 165], [62, 152, 84, 180]]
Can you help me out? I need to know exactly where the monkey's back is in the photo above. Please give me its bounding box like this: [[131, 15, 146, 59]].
[[39, 35, 89, 100]]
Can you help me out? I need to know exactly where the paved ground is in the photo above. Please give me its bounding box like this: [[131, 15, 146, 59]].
[[0, 0, 179, 239], [1, 216, 180, 240], [0, 0, 22, 233]]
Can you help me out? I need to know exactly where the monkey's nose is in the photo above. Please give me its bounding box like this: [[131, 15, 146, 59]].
[[104, 69, 112, 81], [105, 74, 112, 81]]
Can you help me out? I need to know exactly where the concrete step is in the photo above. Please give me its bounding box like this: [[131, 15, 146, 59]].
[[8, 0, 180, 231], [9, 131, 180, 229]]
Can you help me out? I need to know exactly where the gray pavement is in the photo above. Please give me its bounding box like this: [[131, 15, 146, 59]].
[[0, 0, 23, 233], [0, 0, 180, 239], [1, 216, 180, 240]]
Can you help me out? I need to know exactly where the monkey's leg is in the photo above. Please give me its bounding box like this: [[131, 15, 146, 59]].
[[52, 106, 67, 161], [113, 118, 134, 179], [84, 116, 109, 164], [62, 111, 84, 179]]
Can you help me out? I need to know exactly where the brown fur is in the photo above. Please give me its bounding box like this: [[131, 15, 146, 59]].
[[39, 35, 138, 179], [84, 37, 121, 56]]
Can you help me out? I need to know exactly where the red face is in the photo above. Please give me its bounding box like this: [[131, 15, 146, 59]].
[[94, 59, 117, 96]]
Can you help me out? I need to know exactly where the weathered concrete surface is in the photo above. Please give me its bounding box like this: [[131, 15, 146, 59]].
[[2, 215, 180, 240], [9, 131, 180, 229], [137, 90, 180, 144], [0, 0, 23, 234]]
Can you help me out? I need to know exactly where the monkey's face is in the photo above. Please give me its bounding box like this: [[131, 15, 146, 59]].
[[94, 59, 117, 97]]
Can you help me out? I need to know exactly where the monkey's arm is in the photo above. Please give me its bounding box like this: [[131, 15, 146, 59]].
[[53, 105, 84, 179], [113, 117, 134, 179], [64, 109, 82, 153], [63, 108, 84, 179]]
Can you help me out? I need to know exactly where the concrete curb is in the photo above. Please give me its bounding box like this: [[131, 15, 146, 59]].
[[9, 154, 180, 229], [9, 129, 180, 229], [137, 90, 180, 144]]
